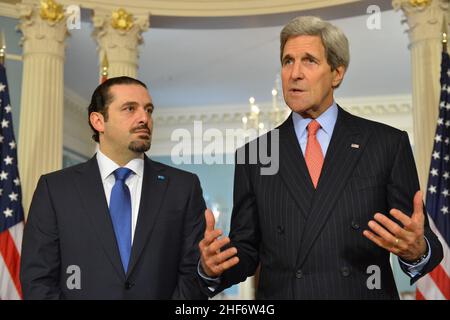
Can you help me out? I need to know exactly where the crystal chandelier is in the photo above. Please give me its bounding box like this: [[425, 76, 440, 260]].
[[242, 75, 289, 132], [242, 96, 263, 131]]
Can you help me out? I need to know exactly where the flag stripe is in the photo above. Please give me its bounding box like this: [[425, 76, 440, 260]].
[[417, 50, 450, 300], [0, 255, 20, 300], [9, 222, 23, 256], [416, 289, 425, 300], [0, 62, 25, 300], [417, 274, 446, 300], [428, 214, 450, 276], [0, 229, 22, 299], [428, 265, 450, 299], [420, 198, 450, 301]]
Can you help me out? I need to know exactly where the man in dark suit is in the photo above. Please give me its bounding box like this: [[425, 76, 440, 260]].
[[20, 76, 207, 299], [198, 16, 443, 299]]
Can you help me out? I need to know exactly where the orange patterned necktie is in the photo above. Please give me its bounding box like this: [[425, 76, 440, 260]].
[[305, 120, 324, 188]]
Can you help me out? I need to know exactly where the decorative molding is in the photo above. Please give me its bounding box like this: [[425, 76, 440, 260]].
[[62, 89, 414, 157], [153, 94, 412, 126], [64, 87, 89, 116], [17, 2, 69, 60], [147, 94, 414, 156], [110, 8, 135, 31], [337, 94, 412, 115], [5, 53, 22, 61], [39, 0, 65, 23], [64, 87, 95, 158], [55, 0, 359, 17], [393, 0, 448, 190], [154, 104, 254, 126], [408, 0, 432, 8], [60, 90, 414, 128], [0, 2, 20, 18], [92, 7, 149, 78], [393, 0, 450, 47]]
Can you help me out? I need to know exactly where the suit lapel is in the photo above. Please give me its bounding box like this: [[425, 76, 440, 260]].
[[127, 157, 168, 276], [278, 114, 314, 220], [74, 156, 125, 279], [295, 107, 371, 267]]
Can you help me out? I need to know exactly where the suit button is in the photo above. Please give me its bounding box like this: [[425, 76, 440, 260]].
[[351, 221, 360, 230], [277, 225, 285, 235], [125, 282, 134, 290], [295, 270, 303, 279], [341, 267, 351, 277]]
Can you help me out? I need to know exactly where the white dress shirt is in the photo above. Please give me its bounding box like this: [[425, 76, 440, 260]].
[[96, 149, 144, 243]]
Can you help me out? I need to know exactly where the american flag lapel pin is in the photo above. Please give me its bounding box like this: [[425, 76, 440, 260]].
[[351, 143, 360, 149]]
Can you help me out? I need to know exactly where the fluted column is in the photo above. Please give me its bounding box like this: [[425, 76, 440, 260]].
[[17, 0, 68, 215], [92, 8, 149, 79], [393, 0, 450, 191]]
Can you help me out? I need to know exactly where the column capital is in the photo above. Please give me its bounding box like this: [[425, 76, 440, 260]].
[[92, 7, 150, 76], [392, 0, 449, 189], [16, 0, 69, 60], [393, 0, 450, 47]]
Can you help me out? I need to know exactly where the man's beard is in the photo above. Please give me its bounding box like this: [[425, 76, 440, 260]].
[[128, 125, 152, 153], [128, 139, 151, 153]]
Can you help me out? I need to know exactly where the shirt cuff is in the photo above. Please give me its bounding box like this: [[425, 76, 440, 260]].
[[197, 261, 221, 292], [398, 237, 431, 278]]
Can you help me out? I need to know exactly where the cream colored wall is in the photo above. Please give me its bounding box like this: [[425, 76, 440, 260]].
[[64, 88, 96, 158]]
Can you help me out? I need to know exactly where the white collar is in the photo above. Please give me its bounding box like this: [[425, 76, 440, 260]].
[[96, 148, 144, 181]]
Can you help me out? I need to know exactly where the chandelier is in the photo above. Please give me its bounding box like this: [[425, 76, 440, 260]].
[[242, 75, 289, 132]]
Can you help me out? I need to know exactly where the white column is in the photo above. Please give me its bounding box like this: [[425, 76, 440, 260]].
[[393, 0, 450, 190], [92, 8, 149, 79], [17, 0, 68, 215]]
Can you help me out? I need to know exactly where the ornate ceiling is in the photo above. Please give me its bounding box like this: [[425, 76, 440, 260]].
[[16, 0, 361, 17], [83, 0, 358, 16]]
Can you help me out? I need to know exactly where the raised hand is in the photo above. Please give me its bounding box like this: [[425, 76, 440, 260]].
[[199, 209, 239, 277], [363, 190, 427, 262]]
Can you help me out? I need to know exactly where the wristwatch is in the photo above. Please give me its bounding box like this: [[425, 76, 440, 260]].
[[409, 244, 429, 266]]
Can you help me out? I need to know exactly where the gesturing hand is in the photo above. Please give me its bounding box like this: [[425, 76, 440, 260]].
[[363, 190, 427, 262], [199, 209, 239, 277]]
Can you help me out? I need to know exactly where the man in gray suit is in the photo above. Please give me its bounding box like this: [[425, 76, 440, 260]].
[[21, 76, 207, 299], [198, 16, 443, 299]]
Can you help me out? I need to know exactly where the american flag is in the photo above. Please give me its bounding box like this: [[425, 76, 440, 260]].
[[416, 50, 450, 300], [0, 63, 24, 300]]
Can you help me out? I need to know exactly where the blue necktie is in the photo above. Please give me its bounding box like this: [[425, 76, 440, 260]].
[[109, 167, 133, 273]]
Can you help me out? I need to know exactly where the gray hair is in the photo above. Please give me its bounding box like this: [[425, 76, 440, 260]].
[[280, 16, 350, 72]]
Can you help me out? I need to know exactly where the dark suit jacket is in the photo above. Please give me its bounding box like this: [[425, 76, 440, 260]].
[[20, 155, 207, 299], [215, 107, 443, 299]]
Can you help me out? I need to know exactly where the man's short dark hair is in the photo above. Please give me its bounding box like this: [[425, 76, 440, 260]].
[[88, 76, 148, 142]]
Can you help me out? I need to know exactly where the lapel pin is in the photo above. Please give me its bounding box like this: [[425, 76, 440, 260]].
[[351, 143, 360, 149], [157, 175, 166, 181]]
